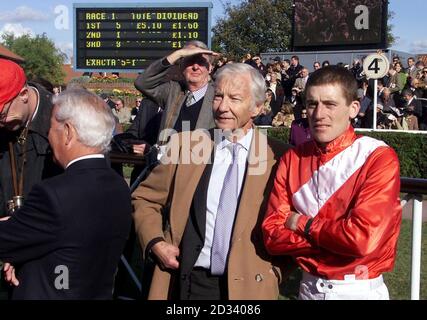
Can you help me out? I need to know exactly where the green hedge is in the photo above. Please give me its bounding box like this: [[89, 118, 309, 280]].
[[266, 127, 427, 179]]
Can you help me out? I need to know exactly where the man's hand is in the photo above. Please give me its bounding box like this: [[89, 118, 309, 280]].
[[151, 241, 180, 270], [285, 212, 302, 231], [3, 263, 19, 286], [167, 46, 219, 65], [133, 143, 146, 155], [0, 216, 11, 221]]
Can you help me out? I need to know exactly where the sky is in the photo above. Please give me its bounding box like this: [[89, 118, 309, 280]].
[[0, 0, 426, 63]]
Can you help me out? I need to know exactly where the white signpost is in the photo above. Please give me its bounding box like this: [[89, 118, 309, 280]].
[[362, 53, 390, 130]]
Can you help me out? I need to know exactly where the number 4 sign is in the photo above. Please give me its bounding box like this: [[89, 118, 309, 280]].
[[363, 53, 390, 79]]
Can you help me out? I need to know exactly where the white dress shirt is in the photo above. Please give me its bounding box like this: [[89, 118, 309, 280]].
[[187, 83, 208, 106], [194, 129, 253, 268]]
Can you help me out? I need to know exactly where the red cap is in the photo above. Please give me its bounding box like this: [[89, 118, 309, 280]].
[[0, 59, 27, 113]]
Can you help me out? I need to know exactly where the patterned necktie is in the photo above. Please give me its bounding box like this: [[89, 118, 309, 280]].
[[185, 91, 194, 107], [211, 143, 241, 275]]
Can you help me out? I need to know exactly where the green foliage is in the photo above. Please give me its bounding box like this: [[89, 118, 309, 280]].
[[267, 127, 290, 144], [1, 33, 66, 85], [360, 131, 427, 179], [266, 127, 427, 178], [387, 10, 397, 47], [212, 0, 293, 59]]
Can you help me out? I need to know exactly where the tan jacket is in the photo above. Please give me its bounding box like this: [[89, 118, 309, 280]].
[[132, 129, 293, 300]]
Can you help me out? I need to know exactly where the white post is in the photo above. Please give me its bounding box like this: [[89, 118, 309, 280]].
[[373, 79, 378, 130], [411, 195, 423, 300]]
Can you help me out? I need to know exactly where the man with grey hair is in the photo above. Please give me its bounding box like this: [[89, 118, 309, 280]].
[[132, 63, 293, 300], [134, 41, 219, 152], [0, 89, 132, 299]]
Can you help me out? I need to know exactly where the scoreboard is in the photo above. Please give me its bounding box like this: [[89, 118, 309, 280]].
[[292, 0, 387, 51], [73, 3, 212, 72]]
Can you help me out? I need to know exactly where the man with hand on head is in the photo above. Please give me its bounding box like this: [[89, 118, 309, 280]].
[[134, 40, 219, 148], [262, 66, 402, 300]]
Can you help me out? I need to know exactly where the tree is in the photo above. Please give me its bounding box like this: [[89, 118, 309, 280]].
[[2, 33, 66, 85], [212, 0, 293, 60], [387, 11, 397, 47]]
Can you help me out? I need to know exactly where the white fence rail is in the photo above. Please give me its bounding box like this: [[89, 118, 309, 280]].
[[401, 178, 426, 300]]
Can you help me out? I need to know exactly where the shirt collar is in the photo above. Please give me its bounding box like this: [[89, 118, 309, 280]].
[[188, 83, 209, 104], [66, 154, 105, 169], [313, 126, 357, 154], [217, 128, 253, 152]]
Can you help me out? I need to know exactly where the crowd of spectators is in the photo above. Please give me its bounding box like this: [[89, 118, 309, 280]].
[[211, 52, 427, 138]]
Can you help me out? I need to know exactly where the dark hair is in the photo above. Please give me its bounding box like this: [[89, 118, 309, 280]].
[[402, 89, 413, 97], [394, 61, 404, 69], [322, 60, 330, 67], [305, 66, 358, 105], [291, 55, 299, 61]]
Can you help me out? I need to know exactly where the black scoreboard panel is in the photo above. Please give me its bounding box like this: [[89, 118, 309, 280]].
[[74, 5, 210, 71], [292, 0, 387, 50]]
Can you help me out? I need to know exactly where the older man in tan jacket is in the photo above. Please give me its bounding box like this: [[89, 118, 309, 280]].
[[132, 63, 293, 300]]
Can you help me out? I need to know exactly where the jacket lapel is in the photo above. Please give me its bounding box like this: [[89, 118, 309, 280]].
[[231, 129, 272, 244], [158, 89, 186, 143], [170, 131, 214, 245], [192, 160, 213, 240], [195, 82, 215, 129]]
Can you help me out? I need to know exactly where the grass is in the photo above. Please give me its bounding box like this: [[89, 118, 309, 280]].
[[279, 219, 427, 300], [385, 219, 427, 299], [123, 164, 133, 179]]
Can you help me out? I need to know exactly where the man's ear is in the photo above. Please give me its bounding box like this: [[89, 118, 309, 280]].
[[349, 100, 360, 119], [18, 87, 29, 103], [251, 103, 263, 118], [64, 122, 75, 145]]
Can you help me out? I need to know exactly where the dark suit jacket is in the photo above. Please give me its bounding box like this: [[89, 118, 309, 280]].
[[0, 158, 132, 299], [126, 98, 162, 147]]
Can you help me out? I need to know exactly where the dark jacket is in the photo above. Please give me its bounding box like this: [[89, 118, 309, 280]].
[[0, 83, 62, 214], [0, 158, 132, 299], [126, 98, 162, 147]]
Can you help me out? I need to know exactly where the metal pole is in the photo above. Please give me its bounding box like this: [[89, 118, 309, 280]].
[[411, 195, 423, 300], [120, 255, 142, 292], [373, 79, 378, 130]]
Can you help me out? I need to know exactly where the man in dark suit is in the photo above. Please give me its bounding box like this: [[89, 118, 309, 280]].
[[126, 97, 162, 156], [402, 89, 423, 127], [134, 40, 219, 146], [0, 89, 132, 299], [133, 63, 293, 300]]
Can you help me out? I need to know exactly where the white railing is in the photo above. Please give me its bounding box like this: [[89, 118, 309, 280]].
[[401, 178, 427, 300]]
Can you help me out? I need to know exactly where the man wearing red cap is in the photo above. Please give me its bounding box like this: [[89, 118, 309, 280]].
[[0, 58, 61, 215]]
